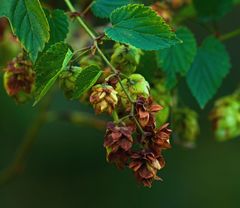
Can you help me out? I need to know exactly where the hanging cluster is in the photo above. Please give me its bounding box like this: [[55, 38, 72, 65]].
[[88, 44, 172, 187]]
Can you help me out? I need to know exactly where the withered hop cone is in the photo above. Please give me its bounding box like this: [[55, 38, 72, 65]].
[[90, 84, 118, 114], [3, 55, 35, 103], [129, 151, 165, 187], [210, 92, 240, 141], [173, 108, 199, 147], [104, 122, 135, 169]]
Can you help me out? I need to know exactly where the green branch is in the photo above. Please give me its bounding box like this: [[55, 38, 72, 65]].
[[219, 28, 240, 41]]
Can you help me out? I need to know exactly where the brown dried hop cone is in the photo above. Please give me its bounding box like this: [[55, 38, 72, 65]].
[[129, 151, 165, 187], [104, 122, 135, 169], [210, 92, 240, 142], [90, 84, 118, 114], [135, 96, 163, 128], [3, 55, 35, 103]]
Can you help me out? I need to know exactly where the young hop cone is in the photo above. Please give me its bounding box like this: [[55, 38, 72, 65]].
[[111, 43, 142, 75], [151, 80, 172, 127], [90, 84, 118, 114], [59, 67, 82, 99], [3, 55, 35, 103], [210, 92, 240, 141], [116, 74, 150, 108], [173, 108, 199, 147]]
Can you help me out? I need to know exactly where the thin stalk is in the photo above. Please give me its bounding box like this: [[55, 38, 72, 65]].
[[219, 28, 240, 41], [64, 0, 96, 40]]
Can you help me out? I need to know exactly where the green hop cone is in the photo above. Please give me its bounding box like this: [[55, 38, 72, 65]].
[[210, 93, 240, 141], [59, 67, 82, 99], [151, 80, 172, 127], [3, 55, 35, 104], [111, 43, 142, 75], [116, 74, 150, 108], [173, 108, 200, 147]]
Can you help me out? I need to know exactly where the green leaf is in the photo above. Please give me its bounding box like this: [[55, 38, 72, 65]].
[[34, 42, 73, 106], [72, 65, 102, 99], [105, 4, 180, 50], [156, 27, 197, 89], [193, 0, 233, 21], [186, 37, 231, 108], [0, 0, 50, 61], [138, 51, 158, 82], [45, 9, 69, 49], [92, 0, 136, 18]]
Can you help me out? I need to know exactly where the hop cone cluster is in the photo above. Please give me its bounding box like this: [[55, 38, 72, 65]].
[[210, 92, 240, 141]]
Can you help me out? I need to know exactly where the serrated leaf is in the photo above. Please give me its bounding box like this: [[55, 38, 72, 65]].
[[72, 65, 102, 99], [193, 0, 233, 21], [156, 27, 197, 89], [92, 0, 137, 18], [187, 37, 231, 108], [45, 9, 69, 49], [0, 0, 50, 61], [105, 4, 180, 50], [34, 42, 73, 106]]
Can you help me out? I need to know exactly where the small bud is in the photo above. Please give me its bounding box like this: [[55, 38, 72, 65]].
[[111, 43, 142, 75], [90, 84, 118, 114], [3, 55, 35, 103], [116, 74, 150, 107], [59, 67, 82, 99]]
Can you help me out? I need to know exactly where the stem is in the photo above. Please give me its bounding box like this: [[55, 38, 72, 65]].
[[112, 110, 119, 123], [81, 2, 94, 16], [0, 97, 51, 186], [64, 0, 96, 40], [219, 28, 240, 41]]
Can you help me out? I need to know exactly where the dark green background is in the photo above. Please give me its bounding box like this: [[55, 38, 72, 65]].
[[1, 2, 240, 208]]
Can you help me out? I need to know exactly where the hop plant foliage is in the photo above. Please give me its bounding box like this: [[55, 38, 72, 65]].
[[0, 0, 239, 188]]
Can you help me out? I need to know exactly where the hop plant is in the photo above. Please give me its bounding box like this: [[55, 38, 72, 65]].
[[210, 92, 240, 141], [111, 43, 142, 75], [173, 108, 199, 147], [90, 84, 118, 114], [3, 55, 35, 103], [116, 74, 150, 108], [59, 67, 82, 99]]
